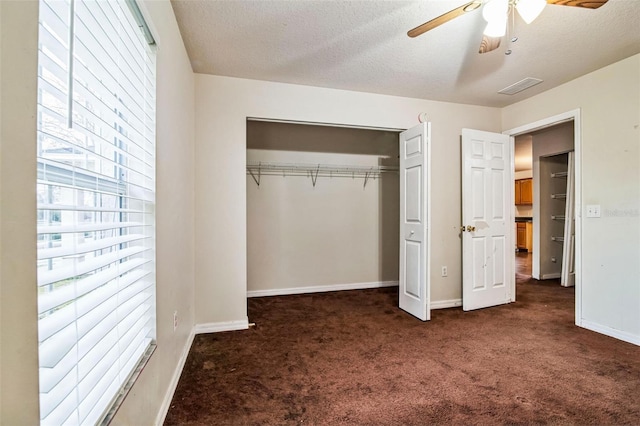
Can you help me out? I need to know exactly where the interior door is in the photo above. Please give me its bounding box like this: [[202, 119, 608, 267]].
[[561, 151, 576, 287], [399, 122, 430, 321], [461, 129, 513, 311]]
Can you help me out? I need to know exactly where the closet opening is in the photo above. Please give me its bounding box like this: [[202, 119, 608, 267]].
[[245, 119, 402, 301]]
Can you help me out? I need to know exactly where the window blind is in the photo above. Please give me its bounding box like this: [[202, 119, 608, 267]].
[[36, 0, 156, 424]]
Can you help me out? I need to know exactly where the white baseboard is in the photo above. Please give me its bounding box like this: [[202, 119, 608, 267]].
[[155, 328, 195, 426], [580, 320, 640, 346], [430, 298, 462, 310], [194, 318, 250, 334], [541, 273, 561, 279], [247, 281, 398, 298]]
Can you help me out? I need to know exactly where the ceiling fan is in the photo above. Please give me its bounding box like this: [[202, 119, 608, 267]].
[[408, 0, 609, 54]]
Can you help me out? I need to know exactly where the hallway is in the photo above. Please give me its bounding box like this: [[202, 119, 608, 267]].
[[516, 251, 533, 279]]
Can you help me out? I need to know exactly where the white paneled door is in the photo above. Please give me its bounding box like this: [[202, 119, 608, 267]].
[[399, 122, 430, 321], [461, 129, 513, 311]]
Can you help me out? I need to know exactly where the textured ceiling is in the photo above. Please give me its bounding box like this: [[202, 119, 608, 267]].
[[171, 0, 640, 108]]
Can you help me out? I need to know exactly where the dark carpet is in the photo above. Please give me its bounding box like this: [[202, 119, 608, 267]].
[[165, 270, 640, 424]]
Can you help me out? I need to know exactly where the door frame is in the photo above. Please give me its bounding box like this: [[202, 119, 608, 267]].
[[502, 109, 582, 326]]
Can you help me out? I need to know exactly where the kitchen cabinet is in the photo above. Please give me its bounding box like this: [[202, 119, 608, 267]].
[[517, 223, 527, 249], [516, 221, 533, 251], [515, 178, 533, 205], [525, 222, 533, 251]]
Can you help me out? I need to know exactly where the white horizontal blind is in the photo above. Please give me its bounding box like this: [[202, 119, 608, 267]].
[[36, 0, 156, 424]]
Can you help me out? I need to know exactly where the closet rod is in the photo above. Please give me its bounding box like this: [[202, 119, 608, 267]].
[[246, 161, 398, 188]]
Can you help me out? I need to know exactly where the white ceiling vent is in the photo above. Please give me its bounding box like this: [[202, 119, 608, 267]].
[[498, 77, 543, 95]]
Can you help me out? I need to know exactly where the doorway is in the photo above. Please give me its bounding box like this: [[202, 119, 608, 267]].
[[514, 135, 533, 278], [504, 109, 582, 325]]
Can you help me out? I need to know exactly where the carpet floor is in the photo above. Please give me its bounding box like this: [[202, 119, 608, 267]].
[[165, 274, 640, 424]]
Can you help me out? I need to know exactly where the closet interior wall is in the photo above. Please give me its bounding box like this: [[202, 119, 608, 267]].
[[539, 153, 570, 279], [246, 120, 400, 295], [531, 121, 575, 280]]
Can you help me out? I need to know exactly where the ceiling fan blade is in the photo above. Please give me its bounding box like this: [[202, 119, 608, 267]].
[[408, 1, 482, 38], [546, 0, 608, 9], [479, 35, 501, 54]]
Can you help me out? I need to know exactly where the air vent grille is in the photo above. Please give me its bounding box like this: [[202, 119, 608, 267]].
[[498, 77, 543, 95]]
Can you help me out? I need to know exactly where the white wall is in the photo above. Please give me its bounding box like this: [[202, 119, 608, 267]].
[[502, 54, 640, 344], [0, 1, 197, 424], [195, 74, 502, 325]]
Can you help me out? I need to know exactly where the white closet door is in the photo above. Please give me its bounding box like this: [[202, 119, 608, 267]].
[[399, 122, 430, 321]]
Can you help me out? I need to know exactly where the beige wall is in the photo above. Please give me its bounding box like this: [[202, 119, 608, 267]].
[[195, 74, 502, 324], [0, 1, 40, 423], [0, 1, 197, 424], [247, 151, 399, 293], [112, 0, 196, 423], [502, 54, 640, 343]]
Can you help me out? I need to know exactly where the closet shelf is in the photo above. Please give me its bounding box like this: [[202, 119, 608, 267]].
[[551, 193, 567, 199], [246, 161, 399, 188], [551, 171, 568, 178]]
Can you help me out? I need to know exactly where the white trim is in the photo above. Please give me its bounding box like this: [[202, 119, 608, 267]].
[[503, 108, 582, 327], [502, 110, 578, 137], [508, 135, 516, 302], [247, 281, 399, 298], [541, 273, 561, 280], [430, 299, 462, 310], [194, 318, 250, 334], [581, 320, 640, 346], [426, 123, 432, 320], [246, 117, 405, 133], [154, 328, 196, 426]]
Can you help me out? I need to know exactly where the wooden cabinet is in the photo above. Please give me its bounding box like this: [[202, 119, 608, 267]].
[[525, 222, 533, 251], [516, 223, 527, 249], [515, 178, 533, 205], [516, 221, 533, 251]]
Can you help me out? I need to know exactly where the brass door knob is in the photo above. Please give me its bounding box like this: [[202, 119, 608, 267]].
[[460, 226, 466, 232], [466, 225, 476, 232]]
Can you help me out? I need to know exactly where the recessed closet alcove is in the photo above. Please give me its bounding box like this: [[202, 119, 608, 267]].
[[246, 119, 401, 296]]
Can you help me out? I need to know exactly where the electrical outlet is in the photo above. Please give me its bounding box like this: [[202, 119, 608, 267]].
[[173, 311, 178, 331], [586, 204, 601, 218], [441, 266, 448, 277]]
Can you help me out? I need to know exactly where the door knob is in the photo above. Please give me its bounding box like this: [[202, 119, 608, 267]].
[[466, 225, 476, 232], [460, 226, 466, 232]]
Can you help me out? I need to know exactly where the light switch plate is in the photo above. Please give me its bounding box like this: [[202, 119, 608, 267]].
[[586, 204, 601, 218]]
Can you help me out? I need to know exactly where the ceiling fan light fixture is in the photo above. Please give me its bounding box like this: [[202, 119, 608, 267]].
[[516, 0, 546, 24], [482, 0, 509, 23], [483, 18, 507, 37]]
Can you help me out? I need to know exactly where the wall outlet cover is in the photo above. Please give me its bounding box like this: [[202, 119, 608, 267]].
[[586, 204, 601, 218]]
